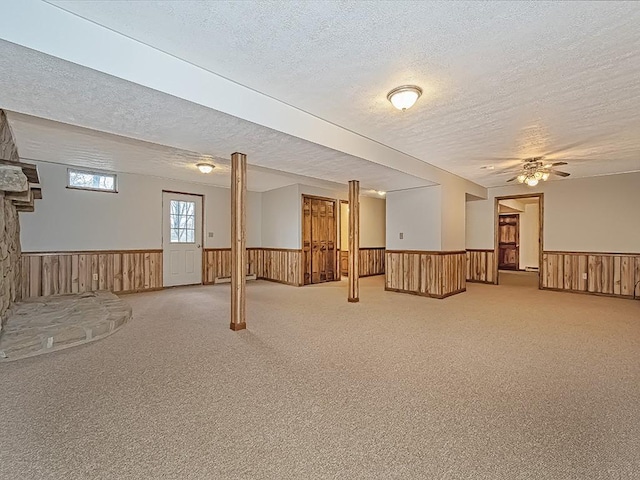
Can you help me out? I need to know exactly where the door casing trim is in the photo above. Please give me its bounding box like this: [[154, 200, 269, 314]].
[[493, 193, 544, 288]]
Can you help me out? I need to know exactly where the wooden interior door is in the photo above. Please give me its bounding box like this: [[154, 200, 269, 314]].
[[303, 197, 312, 285], [498, 214, 519, 270], [303, 196, 336, 285]]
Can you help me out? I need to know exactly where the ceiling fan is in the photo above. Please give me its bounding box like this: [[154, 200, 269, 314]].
[[506, 157, 570, 186]]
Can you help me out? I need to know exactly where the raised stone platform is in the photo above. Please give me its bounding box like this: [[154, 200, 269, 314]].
[[0, 291, 132, 362]]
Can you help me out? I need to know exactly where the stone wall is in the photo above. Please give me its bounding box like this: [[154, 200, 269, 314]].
[[0, 110, 28, 332], [0, 192, 21, 327]]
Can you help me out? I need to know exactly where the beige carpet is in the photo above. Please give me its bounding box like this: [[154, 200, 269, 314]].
[[1, 276, 639, 479]]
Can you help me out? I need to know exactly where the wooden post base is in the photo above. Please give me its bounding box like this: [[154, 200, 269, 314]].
[[229, 322, 247, 331], [347, 298, 359, 303]]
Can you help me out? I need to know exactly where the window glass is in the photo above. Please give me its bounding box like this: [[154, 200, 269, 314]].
[[170, 200, 196, 243], [68, 169, 117, 192]]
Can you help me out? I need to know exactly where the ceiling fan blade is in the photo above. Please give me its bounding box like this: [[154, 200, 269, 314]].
[[506, 176, 518, 182], [550, 161, 568, 166], [551, 170, 571, 177]]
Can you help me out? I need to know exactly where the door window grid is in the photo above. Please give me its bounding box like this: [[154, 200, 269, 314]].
[[170, 200, 196, 243]]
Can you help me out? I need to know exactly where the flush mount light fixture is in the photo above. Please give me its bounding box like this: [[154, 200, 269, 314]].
[[197, 163, 215, 174], [377, 191, 386, 196], [387, 85, 423, 111]]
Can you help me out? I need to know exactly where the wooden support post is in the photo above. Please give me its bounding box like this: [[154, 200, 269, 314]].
[[230, 152, 247, 331], [348, 180, 360, 302]]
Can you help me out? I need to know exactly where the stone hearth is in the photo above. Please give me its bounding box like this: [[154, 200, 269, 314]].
[[0, 291, 132, 362]]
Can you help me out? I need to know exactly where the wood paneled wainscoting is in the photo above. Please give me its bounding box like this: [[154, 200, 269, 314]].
[[385, 251, 466, 299], [340, 248, 386, 277], [255, 248, 303, 286], [466, 249, 496, 284], [22, 250, 163, 298], [542, 251, 640, 299], [203, 248, 257, 283], [204, 248, 303, 287], [359, 248, 385, 277]]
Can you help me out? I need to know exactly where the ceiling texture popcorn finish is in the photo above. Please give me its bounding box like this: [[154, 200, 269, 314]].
[[1, 1, 639, 190]]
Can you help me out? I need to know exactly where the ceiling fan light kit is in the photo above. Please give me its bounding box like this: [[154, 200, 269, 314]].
[[508, 158, 570, 187]]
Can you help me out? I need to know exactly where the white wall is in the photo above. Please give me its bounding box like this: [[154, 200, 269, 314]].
[[337, 196, 386, 251], [386, 183, 468, 251], [259, 183, 386, 250], [386, 186, 442, 250], [519, 203, 539, 269], [260, 184, 300, 249], [440, 182, 467, 251], [340, 202, 349, 250], [20, 161, 262, 251], [466, 172, 640, 253], [359, 196, 386, 248]]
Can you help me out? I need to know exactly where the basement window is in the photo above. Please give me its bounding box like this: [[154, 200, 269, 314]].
[[67, 168, 117, 193]]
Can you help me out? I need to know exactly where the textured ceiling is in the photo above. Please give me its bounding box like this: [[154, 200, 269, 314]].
[[49, 0, 640, 186], [0, 40, 431, 194], [6, 112, 367, 194]]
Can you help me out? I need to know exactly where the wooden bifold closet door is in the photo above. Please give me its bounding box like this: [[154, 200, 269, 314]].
[[302, 196, 336, 285]]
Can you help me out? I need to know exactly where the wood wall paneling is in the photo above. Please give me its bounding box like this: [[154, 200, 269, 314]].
[[359, 248, 385, 277], [23, 246, 386, 299], [21, 250, 163, 298], [385, 251, 466, 299], [542, 251, 640, 299], [466, 250, 495, 284]]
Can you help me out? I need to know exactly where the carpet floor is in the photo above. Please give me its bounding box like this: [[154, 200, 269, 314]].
[[0, 275, 639, 479]]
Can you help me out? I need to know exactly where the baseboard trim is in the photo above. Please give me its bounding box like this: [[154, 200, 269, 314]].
[[466, 279, 496, 285], [117, 287, 165, 295], [384, 287, 466, 299], [541, 287, 639, 301], [256, 277, 301, 287]]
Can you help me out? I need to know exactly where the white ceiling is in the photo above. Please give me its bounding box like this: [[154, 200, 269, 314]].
[[0, 41, 432, 194], [6, 111, 381, 194], [1, 1, 639, 191]]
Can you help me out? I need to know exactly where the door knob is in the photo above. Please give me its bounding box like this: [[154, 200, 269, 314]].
[[197, 244, 201, 248]]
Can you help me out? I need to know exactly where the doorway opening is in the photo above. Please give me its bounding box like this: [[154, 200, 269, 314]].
[[494, 194, 543, 288], [302, 195, 338, 285], [162, 191, 204, 287]]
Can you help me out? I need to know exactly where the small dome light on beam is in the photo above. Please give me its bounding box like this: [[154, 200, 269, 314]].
[[197, 163, 215, 174]]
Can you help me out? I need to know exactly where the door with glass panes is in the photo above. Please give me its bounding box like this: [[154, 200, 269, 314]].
[[162, 191, 203, 286]]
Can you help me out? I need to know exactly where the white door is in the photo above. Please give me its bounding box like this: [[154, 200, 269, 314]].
[[163, 192, 203, 286]]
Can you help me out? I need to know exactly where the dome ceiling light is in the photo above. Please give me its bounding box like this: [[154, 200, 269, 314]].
[[197, 163, 215, 174], [387, 85, 423, 111]]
